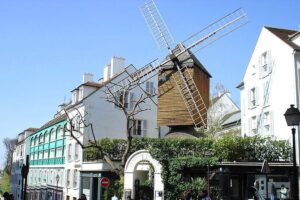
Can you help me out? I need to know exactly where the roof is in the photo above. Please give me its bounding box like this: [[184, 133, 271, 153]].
[[18, 128, 38, 135], [161, 43, 212, 77], [36, 113, 67, 132], [222, 110, 241, 127], [71, 81, 103, 92], [67, 68, 128, 109], [210, 93, 225, 105], [265, 26, 300, 51]]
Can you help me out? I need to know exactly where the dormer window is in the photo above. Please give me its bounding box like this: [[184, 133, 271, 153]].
[[72, 90, 78, 104]]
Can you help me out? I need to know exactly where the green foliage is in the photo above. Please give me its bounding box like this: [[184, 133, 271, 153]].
[[212, 135, 292, 162], [0, 172, 11, 194], [84, 135, 291, 199]]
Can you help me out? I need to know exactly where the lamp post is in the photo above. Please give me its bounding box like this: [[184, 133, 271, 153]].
[[56, 174, 60, 200], [284, 104, 300, 200]]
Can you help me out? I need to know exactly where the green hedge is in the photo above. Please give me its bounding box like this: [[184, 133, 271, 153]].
[[84, 135, 291, 199]]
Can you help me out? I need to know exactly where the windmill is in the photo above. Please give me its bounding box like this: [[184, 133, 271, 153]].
[[106, 0, 247, 133]]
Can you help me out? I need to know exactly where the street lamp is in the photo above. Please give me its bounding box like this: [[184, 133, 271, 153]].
[[284, 104, 300, 200], [56, 174, 60, 200]]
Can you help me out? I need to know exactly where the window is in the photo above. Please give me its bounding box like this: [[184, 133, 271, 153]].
[[263, 111, 272, 135], [39, 171, 42, 183], [31, 138, 34, 147], [146, 81, 155, 95], [39, 134, 44, 144], [129, 119, 147, 136], [67, 169, 71, 187], [39, 151, 43, 159], [43, 170, 47, 184], [50, 171, 53, 184], [252, 65, 256, 75], [50, 129, 55, 141], [259, 51, 271, 78], [249, 87, 258, 108], [79, 88, 83, 101], [49, 149, 55, 158], [30, 154, 34, 160], [72, 90, 78, 104], [129, 92, 135, 110], [68, 144, 72, 161], [75, 144, 79, 160], [250, 116, 257, 135], [73, 169, 78, 188], [34, 136, 38, 146], [116, 91, 129, 109], [44, 150, 48, 159], [20, 144, 23, 156], [56, 148, 62, 157], [44, 132, 49, 143], [57, 126, 64, 139]]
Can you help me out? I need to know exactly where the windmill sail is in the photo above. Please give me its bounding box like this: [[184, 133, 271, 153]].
[[140, 0, 174, 51], [182, 8, 247, 54]]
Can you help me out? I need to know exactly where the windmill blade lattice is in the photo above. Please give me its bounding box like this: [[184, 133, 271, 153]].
[[105, 60, 160, 96], [141, 0, 175, 51], [182, 8, 248, 54]]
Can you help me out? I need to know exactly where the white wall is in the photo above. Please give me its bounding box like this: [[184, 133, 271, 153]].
[[241, 27, 297, 140]]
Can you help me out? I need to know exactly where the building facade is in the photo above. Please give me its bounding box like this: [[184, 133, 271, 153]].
[[11, 128, 37, 200], [238, 27, 300, 140], [238, 26, 300, 196], [27, 114, 67, 200]]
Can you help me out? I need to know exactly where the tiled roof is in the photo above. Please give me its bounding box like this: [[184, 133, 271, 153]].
[[71, 81, 103, 92], [37, 113, 67, 132], [25, 128, 39, 132], [222, 110, 241, 126], [161, 43, 212, 77], [265, 26, 300, 51]]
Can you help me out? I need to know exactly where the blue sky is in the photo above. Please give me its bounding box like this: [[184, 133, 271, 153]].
[[0, 0, 299, 168]]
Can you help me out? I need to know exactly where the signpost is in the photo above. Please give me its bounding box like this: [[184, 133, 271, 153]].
[[101, 177, 110, 188]]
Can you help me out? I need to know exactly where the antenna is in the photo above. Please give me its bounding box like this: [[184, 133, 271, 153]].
[[140, 0, 174, 52]]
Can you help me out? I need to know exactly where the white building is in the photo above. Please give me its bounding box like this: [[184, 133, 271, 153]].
[[11, 128, 37, 200], [208, 92, 241, 136], [238, 26, 300, 140], [62, 56, 159, 200]]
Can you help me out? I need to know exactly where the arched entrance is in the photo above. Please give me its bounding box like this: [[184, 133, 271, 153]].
[[124, 150, 164, 200]]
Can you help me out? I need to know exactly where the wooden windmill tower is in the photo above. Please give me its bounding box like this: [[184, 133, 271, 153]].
[[106, 1, 247, 134]]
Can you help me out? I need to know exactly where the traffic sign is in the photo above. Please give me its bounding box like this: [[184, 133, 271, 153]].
[[101, 177, 110, 188]]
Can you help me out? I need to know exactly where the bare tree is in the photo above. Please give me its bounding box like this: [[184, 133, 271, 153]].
[[206, 82, 230, 137], [2, 137, 17, 175], [64, 76, 156, 176]]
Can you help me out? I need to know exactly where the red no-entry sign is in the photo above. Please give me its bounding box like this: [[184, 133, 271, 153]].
[[101, 177, 110, 188]]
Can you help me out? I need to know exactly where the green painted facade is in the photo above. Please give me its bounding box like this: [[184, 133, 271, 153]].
[[29, 119, 67, 165]]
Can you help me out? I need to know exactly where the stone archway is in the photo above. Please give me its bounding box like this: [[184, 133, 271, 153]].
[[124, 150, 164, 200]]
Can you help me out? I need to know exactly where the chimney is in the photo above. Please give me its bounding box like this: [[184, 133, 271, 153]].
[[103, 56, 125, 81], [111, 56, 125, 76], [103, 64, 111, 82], [82, 73, 94, 83]]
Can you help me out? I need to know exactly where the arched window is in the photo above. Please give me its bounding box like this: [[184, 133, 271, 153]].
[[34, 136, 38, 146], [39, 134, 44, 144], [50, 129, 55, 141], [44, 131, 49, 143], [31, 138, 34, 147], [57, 126, 64, 139]]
